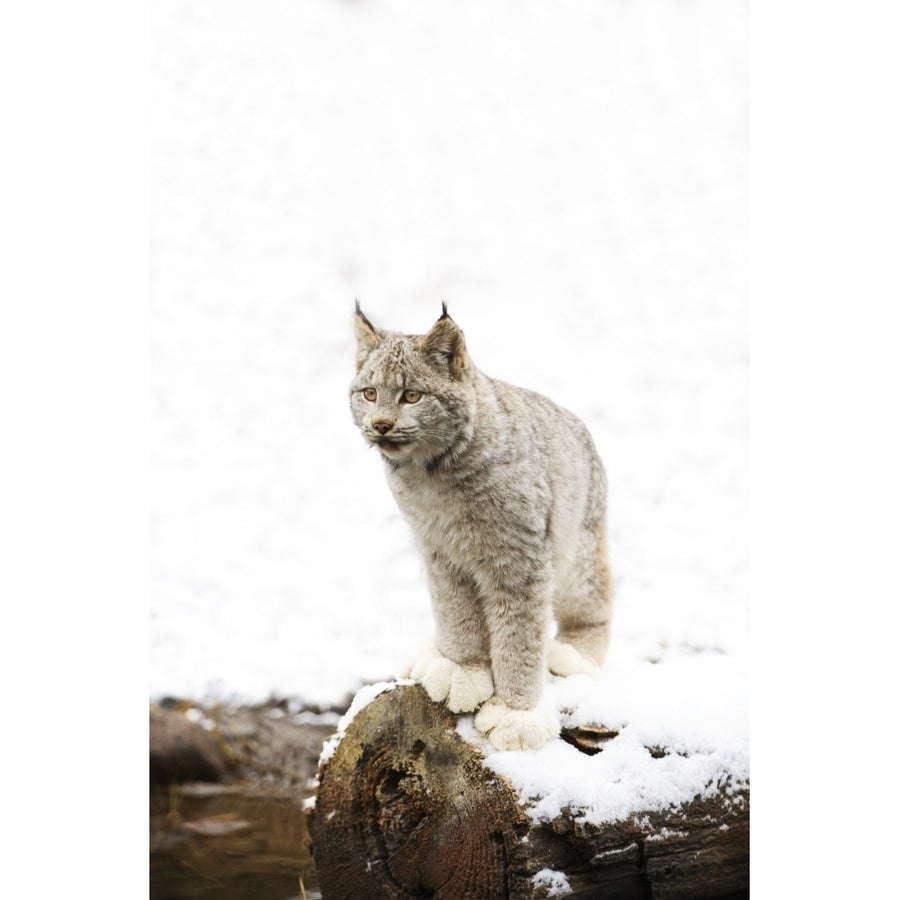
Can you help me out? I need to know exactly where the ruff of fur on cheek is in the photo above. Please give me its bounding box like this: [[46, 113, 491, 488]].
[[420, 409, 473, 471], [423, 450, 449, 473]]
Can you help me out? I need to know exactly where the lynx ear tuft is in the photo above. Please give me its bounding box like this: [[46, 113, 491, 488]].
[[421, 306, 468, 379], [353, 301, 382, 371]]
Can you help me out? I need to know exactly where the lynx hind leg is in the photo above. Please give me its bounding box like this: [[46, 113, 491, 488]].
[[403, 644, 494, 713], [550, 520, 612, 678], [474, 697, 560, 751], [547, 638, 603, 678]]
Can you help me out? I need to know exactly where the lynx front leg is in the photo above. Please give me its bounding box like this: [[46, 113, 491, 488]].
[[403, 555, 494, 714], [474, 583, 559, 751]]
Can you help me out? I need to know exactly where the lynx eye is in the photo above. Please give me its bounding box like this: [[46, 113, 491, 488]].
[[363, 388, 377, 402], [401, 389, 422, 404]]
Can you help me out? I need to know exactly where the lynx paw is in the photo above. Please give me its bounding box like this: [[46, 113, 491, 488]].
[[473, 698, 560, 751], [405, 645, 494, 713], [547, 639, 602, 678]]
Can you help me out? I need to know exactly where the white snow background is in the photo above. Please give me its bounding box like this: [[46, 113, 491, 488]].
[[151, 0, 747, 824]]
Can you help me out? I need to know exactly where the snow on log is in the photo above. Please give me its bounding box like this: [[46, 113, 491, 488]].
[[308, 683, 749, 899]]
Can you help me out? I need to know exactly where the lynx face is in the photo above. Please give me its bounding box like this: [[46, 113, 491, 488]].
[[349, 327, 474, 467]]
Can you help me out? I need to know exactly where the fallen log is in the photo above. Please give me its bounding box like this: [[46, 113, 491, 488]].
[[309, 684, 748, 899]]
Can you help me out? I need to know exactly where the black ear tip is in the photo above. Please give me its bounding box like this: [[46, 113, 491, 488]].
[[354, 300, 378, 334], [355, 298, 362, 314], [439, 300, 449, 320]]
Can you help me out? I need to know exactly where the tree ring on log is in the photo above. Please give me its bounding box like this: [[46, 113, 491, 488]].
[[310, 684, 531, 899]]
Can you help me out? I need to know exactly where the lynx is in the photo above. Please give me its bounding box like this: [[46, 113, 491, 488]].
[[350, 303, 612, 750]]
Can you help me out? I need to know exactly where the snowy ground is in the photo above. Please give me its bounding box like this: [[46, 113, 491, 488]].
[[151, 0, 747, 815]]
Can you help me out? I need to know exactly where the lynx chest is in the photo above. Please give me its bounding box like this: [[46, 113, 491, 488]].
[[385, 460, 553, 582]]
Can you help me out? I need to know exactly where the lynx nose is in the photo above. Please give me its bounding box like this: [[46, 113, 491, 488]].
[[372, 419, 395, 435]]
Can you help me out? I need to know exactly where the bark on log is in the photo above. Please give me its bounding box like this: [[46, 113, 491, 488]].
[[309, 684, 748, 900]]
